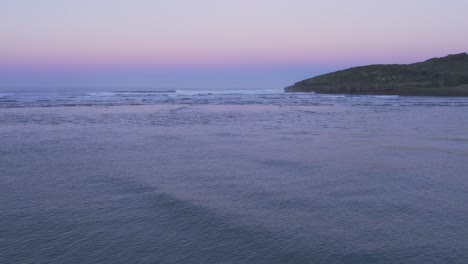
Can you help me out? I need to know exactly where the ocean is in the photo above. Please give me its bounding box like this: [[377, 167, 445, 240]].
[[1, 90, 468, 263]]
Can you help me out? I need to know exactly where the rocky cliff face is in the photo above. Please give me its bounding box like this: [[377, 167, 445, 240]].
[[285, 53, 468, 96]]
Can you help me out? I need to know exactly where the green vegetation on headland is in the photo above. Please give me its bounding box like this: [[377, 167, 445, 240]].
[[285, 53, 468, 96]]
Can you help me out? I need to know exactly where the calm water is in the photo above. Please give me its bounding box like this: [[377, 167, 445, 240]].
[[1, 90, 468, 263]]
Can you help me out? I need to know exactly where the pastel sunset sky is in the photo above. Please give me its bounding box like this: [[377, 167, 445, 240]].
[[1, 0, 467, 90]]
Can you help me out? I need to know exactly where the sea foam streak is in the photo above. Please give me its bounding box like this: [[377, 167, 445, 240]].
[[1, 89, 468, 109]]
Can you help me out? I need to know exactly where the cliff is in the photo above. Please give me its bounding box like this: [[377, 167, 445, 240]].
[[285, 53, 468, 96]]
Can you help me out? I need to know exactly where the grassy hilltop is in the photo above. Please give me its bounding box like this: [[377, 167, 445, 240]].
[[285, 53, 468, 96]]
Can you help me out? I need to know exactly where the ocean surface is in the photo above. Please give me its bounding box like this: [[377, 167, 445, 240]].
[[1, 89, 468, 264]]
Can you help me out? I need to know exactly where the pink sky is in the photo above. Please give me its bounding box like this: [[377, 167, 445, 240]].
[[1, 0, 467, 89]]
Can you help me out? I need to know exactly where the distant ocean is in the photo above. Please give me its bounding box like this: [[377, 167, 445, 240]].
[[1, 89, 468, 263]]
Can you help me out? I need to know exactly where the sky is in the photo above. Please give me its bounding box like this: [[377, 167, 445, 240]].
[[1, 0, 468, 91]]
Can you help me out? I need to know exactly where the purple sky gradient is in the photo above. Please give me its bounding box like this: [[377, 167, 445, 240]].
[[1, 0, 467, 90]]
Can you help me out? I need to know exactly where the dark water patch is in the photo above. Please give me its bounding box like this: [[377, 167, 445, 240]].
[[211, 132, 241, 138], [384, 145, 468, 157], [257, 159, 314, 170], [430, 137, 468, 142]]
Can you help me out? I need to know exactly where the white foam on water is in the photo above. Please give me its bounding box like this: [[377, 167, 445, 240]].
[[175, 88, 283, 96]]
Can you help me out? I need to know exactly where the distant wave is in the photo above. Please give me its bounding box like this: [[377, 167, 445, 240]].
[[2, 90, 467, 109], [175, 88, 284, 96], [112, 90, 177, 94], [0, 93, 14, 98]]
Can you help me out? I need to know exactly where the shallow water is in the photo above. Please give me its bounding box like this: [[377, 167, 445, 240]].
[[1, 91, 468, 263]]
